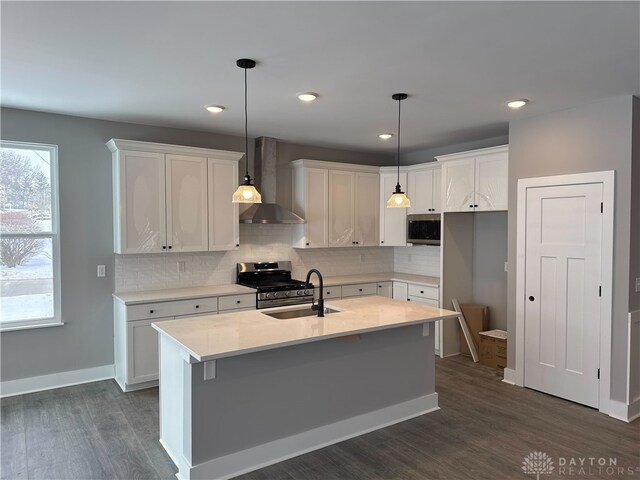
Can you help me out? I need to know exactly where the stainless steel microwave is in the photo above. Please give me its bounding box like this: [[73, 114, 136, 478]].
[[407, 214, 441, 245]]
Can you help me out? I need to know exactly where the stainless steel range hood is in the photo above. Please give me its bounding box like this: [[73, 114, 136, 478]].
[[239, 137, 305, 224]]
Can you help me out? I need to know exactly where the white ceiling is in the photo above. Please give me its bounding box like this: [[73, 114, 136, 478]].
[[1, 1, 638, 153]]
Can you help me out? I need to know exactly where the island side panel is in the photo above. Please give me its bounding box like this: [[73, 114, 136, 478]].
[[188, 323, 435, 469]]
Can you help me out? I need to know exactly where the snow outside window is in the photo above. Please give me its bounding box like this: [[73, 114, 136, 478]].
[[0, 141, 61, 330]]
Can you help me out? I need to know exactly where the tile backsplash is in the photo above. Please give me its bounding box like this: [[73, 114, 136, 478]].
[[393, 245, 441, 277], [115, 225, 397, 292]]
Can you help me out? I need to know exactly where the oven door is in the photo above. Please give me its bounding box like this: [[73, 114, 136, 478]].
[[407, 214, 441, 245]]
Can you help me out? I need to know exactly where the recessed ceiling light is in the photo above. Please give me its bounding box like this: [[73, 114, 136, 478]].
[[379, 133, 394, 140], [297, 92, 318, 102], [205, 105, 225, 114], [507, 99, 529, 109]]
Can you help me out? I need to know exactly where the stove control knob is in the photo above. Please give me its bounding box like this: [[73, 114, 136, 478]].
[[297, 290, 304, 296], [285, 291, 293, 297], [265, 292, 273, 299], [304, 289, 311, 296]]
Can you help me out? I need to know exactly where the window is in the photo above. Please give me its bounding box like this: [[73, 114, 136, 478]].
[[0, 141, 61, 330]]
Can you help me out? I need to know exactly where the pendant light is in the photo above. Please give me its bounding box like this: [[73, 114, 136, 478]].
[[386, 93, 411, 208], [232, 58, 262, 203]]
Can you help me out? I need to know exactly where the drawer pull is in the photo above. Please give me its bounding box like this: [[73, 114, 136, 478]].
[[420, 290, 424, 294], [407, 298, 410, 302], [149, 309, 154, 313], [237, 300, 241, 304], [195, 305, 200, 309], [359, 288, 363, 292], [327, 291, 331, 295]]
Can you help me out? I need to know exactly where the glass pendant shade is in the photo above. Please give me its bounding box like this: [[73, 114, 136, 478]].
[[232, 175, 262, 203], [387, 187, 411, 208]]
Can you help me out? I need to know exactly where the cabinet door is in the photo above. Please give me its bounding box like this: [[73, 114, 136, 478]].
[[165, 155, 208, 252], [208, 158, 239, 251], [355, 172, 379, 246], [328, 170, 355, 247], [392, 281, 408, 301], [432, 166, 442, 213], [474, 151, 508, 211], [118, 150, 166, 253], [379, 173, 407, 246], [441, 157, 476, 212], [304, 168, 329, 248], [377, 282, 392, 298], [408, 168, 435, 214], [127, 318, 163, 385]]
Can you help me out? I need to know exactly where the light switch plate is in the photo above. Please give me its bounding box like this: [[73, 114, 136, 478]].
[[97, 265, 106, 277], [636, 277, 640, 293], [504, 262, 508, 273], [177, 261, 186, 273]]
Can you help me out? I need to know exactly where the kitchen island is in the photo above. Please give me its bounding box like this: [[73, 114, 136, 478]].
[[152, 296, 458, 480]]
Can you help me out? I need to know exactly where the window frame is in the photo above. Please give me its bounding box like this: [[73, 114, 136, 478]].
[[0, 140, 62, 331]]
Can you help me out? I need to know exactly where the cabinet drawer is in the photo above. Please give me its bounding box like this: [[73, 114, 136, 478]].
[[341, 283, 377, 297], [407, 284, 439, 301], [219, 293, 255, 312], [408, 296, 439, 308], [322, 286, 342, 299], [126, 297, 218, 321]]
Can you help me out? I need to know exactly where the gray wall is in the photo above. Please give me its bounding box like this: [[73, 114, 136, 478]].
[[473, 212, 508, 330], [402, 135, 509, 165], [507, 95, 637, 402], [0, 108, 390, 382]]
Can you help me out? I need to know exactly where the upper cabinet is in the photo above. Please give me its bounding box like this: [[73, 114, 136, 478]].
[[292, 160, 379, 249], [379, 169, 407, 247], [437, 145, 508, 213], [407, 163, 441, 214], [108, 139, 243, 254]]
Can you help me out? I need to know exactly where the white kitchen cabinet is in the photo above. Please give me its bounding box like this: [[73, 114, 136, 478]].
[[108, 139, 243, 254], [438, 145, 508, 213], [166, 154, 208, 252], [328, 170, 355, 247], [113, 150, 167, 254], [292, 160, 379, 249], [342, 283, 377, 297], [379, 171, 407, 246], [208, 158, 239, 251], [127, 318, 161, 385], [407, 164, 442, 214], [392, 281, 408, 300], [355, 172, 380, 246], [292, 165, 329, 248], [376, 281, 392, 298]]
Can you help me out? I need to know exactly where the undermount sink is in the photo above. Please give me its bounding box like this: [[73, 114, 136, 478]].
[[263, 306, 340, 320]]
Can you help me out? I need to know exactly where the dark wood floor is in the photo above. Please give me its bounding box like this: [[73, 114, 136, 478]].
[[1, 356, 638, 480]]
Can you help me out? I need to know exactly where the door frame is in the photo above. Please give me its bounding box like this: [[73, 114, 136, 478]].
[[515, 170, 615, 415]]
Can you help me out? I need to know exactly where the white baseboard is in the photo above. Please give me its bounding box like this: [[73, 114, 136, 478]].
[[0, 364, 115, 398], [184, 393, 439, 480], [609, 398, 640, 423], [502, 367, 516, 385]]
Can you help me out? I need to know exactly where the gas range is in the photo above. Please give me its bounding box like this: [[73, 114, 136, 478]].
[[237, 261, 314, 309]]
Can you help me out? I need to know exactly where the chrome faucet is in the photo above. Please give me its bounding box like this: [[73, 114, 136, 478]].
[[305, 269, 324, 317]]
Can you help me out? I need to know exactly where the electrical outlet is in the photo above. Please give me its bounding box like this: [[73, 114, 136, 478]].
[[177, 261, 186, 273], [97, 265, 106, 278], [504, 262, 508, 273], [360, 254, 365, 263], [636, 277, 640, 293]]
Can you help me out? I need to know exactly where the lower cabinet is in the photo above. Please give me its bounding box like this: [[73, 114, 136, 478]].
[[114, 293, 255, 392], [392, 281, 441, 355], [376, 281, 392, 298]]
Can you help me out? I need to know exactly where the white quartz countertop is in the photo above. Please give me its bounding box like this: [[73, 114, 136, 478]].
[[112, 284, 256, 305], [322, 272, 440, 288], [152, 296, 457, 363]]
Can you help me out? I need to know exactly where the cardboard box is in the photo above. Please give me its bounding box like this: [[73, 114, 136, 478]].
[[459, 304, 489, 356], [479, 329, 507, 369]]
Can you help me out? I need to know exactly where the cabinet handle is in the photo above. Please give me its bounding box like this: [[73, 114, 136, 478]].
[[327, 291, 331, 295], [149, 309, 154, 313], [162, 246, 166, 250], [420, 290, 424, 294], [236, 244, 240, 247], [474, 204, 478, 208], [359, 288, 363, 292], [378, 285, 382, 288], [381, 241, 384, 244], [356, 241, 359, 245], [195, 305, 200, 309], [237, 300, 241, 304], [352, 241, 355, 245], [529, 296, 535, 302], [168, 246, 172, 249], [306, 242, 310, 246], [407, 298, 411, 302], [469, 205, 474, 208]]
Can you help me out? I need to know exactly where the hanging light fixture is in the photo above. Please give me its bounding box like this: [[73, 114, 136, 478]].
[[386, 93, 411, 208], [232, 58, 262, 203]]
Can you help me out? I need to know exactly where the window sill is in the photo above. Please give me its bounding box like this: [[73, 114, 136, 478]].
[[0, 321, 64, 333]]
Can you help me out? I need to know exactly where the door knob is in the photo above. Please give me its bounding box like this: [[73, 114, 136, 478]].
[[529, 296, 535, 302]]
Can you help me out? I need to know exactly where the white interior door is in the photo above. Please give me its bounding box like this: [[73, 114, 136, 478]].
[[524, 183, 603, 408]]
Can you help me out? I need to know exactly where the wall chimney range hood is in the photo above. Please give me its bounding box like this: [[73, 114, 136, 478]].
[[239, 137, 305, 224]]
